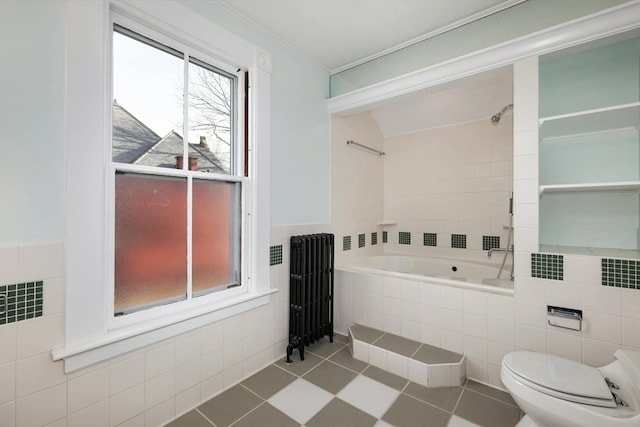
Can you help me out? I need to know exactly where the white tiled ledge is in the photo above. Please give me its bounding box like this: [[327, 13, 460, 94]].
[[347, 324, 466, 388]]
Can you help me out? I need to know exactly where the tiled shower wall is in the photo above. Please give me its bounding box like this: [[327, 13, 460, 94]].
[[331, 112, 385, 264], [0, 238, 297, 427], [383, 118, 513, 260]]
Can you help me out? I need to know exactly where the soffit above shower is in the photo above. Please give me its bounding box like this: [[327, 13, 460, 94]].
[[369, 65, 514, 137], [219, 0, 524, 72]]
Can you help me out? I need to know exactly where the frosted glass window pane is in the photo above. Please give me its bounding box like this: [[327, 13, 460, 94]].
[[188, 59, 234, 174], [192, 180, 239, 294], [115, 173, 187, 314], [112, 27, 184, 169]]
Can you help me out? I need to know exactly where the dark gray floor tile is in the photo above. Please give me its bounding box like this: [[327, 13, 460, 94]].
[[466, 379, 518, 407], [303, 360, 358, 394], [362, 365, 408, 391], [197, 384, 263, 427], [404, 382, 462, 412], [307, 337, 346, 358], [241, 364, 297, 399], [412, 343, 463, 364], [382, 394, 450, 427], [455, 389, 522, 427], [375, 333, 421, 357], [334, 332, 348, 343], [329, 346, 369, 373], [232, 402, 299, 427], [307, 397, 377, 427], [278, 351, 324, 376], [350, 324, 385, 343], [164, 410, 212, 427]]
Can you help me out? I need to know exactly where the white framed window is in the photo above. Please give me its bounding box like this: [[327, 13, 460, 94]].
[[56, 0, 272, 373]]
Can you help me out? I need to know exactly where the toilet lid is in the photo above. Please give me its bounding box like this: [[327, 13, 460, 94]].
[[503, 352, 616, 407]]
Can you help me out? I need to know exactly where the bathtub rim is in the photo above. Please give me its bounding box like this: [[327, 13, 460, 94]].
[[336, 255, 514, 296]]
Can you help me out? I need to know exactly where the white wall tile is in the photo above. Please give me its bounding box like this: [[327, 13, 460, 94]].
[[17, 243, 64, 281], [463, 313, 487, 339], [488, 318, 515, 346], [428, 365, 452, 387], [547, 331, 581, 362], [175, 359, 201, 394], [516, 278, 546, 303], [516, 301, 547, 328], [0, 363, 15, 405], [0, 401, 15, 427], [145, 397, 174, 427], [15, 352, 65, 398], [408, 359, 428, 386], [463, 291, 488, 316], [43, 277, 65, 316], [368, 346, 388, 370], [16, 314, 65, 358], [175, 332, 201, 366], [440, 308, 463, 333], [583, 285, 620, 315], [563, 256, 601, 286], [440, 287, 462, 311], [111, 352, 146, 396], [582, 311, 621, 344], [68, 366, 109, 414], [516, 325, 546, 352], [68, 400, 109, 427], [582, 338, 618, 367], [15, 383, 66, 427], [145, 370, 175, 409], [440, 330, 463, 354], [175, 385, 201, 418], [0, 246, 19, 285], [620, 289, 640, 319], [465, 357, 488, 384], [145, 341, 175, 379], [487, 341, 514, 365], [622, 317, 640, 349], [487, 295, 515, 322], [546, 282, 581, 310], [0, 324, 16, 365]]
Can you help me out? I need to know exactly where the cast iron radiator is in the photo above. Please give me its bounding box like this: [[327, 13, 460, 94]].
[[286, 233, 334, 363]]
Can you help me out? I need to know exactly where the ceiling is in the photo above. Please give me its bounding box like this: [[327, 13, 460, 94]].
[[221, 0, 525, 72]]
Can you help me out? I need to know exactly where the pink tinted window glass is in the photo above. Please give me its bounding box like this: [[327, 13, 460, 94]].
[[192, 180, 238, 294], [114, 173, 187, 314]]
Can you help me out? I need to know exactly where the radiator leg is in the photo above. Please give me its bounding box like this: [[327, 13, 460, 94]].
[[298, 343, 305, 361], [285, 343, 293, 364]]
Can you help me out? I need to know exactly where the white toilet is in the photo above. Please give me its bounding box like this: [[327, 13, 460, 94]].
[[501, 349, 640, 427]]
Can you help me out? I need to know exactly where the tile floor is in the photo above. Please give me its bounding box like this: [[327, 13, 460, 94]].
[[165, 335, 522, 427]]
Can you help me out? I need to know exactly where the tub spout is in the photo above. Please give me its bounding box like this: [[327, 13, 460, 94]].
[[488, 247, 512, 257]]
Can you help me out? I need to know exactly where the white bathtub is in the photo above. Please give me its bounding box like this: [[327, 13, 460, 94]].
[[337, 255, 514, 295]]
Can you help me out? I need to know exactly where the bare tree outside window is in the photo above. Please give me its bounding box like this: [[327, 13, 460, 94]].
[[188, 61, 233, 173]]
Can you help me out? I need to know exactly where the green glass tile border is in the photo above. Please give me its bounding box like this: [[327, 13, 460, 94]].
[[269, 245, 283, 266], [343, 235, 351, 251], [531, 253, 564, 280], [423, 232, 437, 247], [482, 235, 500, 251], [399, 231, 411, 245], [382, 231, 388, 244], [371, 232, 378, 246], [358, 234, 366, 248], [0, 281, 44, 325], [602, 258, 640, 289], [451, 234, 466, 249]]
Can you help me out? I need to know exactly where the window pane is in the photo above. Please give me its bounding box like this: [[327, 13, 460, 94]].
[[115, 173, 187, 314], [112, 28, 185, 169], [192, 180, 240, 294], [188, 59, 234, 174]]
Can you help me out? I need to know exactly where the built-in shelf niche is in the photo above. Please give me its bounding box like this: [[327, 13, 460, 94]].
[[538, 30, 640, 255]]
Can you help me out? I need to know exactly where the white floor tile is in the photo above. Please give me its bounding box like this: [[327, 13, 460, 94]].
[[267, 378, 333, 424], [375, 420, 394, 427], [336, 375, 399, 418], [448, 415, 481, 427]]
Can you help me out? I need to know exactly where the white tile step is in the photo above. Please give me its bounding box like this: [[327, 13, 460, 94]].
[[348, 323, 466, 387]]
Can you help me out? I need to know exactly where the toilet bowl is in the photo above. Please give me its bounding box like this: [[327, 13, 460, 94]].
[[501, 349, 640, 427]]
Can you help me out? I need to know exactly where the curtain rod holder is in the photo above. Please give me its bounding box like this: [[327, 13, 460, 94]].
[[346, 140, 385, 156]]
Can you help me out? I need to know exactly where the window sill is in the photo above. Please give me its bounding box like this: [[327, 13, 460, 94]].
[[51, 288, 277, 373]]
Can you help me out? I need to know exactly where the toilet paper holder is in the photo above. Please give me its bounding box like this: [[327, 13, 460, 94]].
[[547, 305, 582, 331]]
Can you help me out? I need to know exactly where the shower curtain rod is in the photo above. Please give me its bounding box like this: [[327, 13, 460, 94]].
[[346, 140, 385, 156]]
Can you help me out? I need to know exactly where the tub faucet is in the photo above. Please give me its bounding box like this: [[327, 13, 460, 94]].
[[488, 247, 513, 257]]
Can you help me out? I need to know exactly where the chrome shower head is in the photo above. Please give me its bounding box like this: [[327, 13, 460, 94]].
[[491, 104, 513, 124]]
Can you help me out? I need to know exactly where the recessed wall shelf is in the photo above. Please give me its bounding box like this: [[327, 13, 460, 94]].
[[539, 181, 640, 195], [539, 102, 640, 141]]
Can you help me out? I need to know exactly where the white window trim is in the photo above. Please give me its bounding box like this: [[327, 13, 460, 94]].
[[55, 0, 272, 373]]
